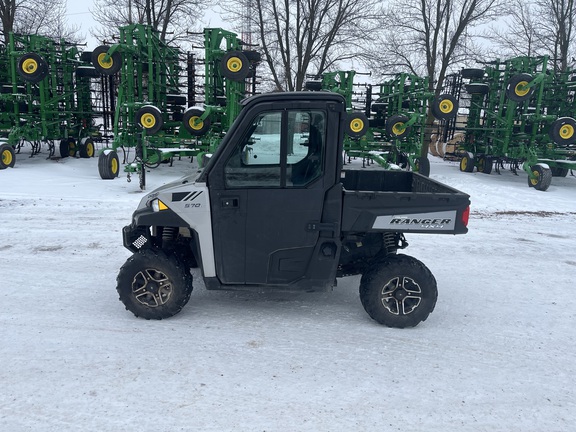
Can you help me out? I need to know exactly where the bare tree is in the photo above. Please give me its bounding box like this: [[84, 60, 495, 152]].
[[223, 0, 383, 91], [484, 0, 541, 58], [371, 0, 505, 158], [535, 0, 575, 71], [0, 0, 78, 44], [484, 0, 575, 72], [92, 0, 206, 45]]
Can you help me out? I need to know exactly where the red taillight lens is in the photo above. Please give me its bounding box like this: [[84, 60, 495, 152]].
[[461, 206, 470, 227]]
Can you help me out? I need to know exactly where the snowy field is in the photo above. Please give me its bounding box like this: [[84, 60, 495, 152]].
[[1, 147, 576, 431]]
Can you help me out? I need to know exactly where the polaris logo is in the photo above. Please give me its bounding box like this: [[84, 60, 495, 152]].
[[373, 211, 457, 231]]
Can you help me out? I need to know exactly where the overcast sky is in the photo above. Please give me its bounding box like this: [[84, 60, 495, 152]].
[[65, 1, 225, 49]]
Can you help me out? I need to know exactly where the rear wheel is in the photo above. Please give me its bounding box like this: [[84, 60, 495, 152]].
[[359, 254, 438, 328], [465, 84, 489, 95], [117, 249, 193, 320], [0, 144, 16, 169], [461, 68, 484, 79]]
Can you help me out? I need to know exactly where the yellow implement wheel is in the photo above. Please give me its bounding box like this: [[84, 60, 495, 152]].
[[386, 114, 410, 139], [350, 118, 364, 133], [345, 112, 368, 138], [91, 45, 122, 75], [392, 122, 404, 135], [80, 138, 95, 158], [189, 116, 204, 131], [98, 150, 120, 180], [431, 94, 458, 120], [459, 154, 475, 173], [110, 155, 119, 176], [136, 105, 163, 135], [0, 144, 16, 169], [17, 53, 48, 83], [514, 81, 530, 98], [506, 74, 534, 102], [97, 53, 114, 70], [183, 108, 211, 136], [141, 113, 157, 129], [439, 99, 454, 115], [549, 117, 576, 145], [220, 51, 250, 82], [560, 124, 574, 139], [226, 57, 243, 73], [68, 139, 77, 157], [22, 58, 38, 75], [527, 164, 552, 191]]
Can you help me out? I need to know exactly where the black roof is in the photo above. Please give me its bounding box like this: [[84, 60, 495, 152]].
[[241, 91, 346, 107]]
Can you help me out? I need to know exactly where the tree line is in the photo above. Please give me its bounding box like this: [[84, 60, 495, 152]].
[[2, 0, 574, 94]]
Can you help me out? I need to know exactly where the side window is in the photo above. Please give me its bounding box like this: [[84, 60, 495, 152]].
[[288, 111, 325, 186], [224, 110, 325, 188]]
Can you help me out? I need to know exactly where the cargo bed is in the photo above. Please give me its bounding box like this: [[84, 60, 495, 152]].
[[341, 170, 470, 234]]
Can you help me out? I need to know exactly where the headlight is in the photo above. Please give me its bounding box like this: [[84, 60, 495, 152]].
[[150, 198, 169, 212]]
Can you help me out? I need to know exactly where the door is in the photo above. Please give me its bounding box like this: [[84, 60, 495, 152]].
[[209, 102, 341, 286]]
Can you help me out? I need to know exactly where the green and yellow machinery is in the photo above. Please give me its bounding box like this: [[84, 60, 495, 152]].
[[458, 56, 576, 190]]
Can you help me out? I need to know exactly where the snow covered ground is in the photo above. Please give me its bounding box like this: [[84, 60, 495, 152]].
[[1, 147, 576, 431]]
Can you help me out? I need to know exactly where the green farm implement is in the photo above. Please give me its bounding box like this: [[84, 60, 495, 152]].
[[458, 56, 576, 190], [306, 71, 458, 176], [95, 25, 260, 188], [0, 32, 101, 169]]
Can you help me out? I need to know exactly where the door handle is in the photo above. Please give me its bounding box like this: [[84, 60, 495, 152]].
[[221, 198, 239, 208]]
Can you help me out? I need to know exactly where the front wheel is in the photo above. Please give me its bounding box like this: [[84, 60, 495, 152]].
[[359, 254, 438, 328], [117, 249, 193, 320]]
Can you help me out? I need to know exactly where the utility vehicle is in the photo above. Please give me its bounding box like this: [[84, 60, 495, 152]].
[[118, 92, 470, 328]]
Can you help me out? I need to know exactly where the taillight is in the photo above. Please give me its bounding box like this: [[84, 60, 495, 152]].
[[461, 206, 470, 227]]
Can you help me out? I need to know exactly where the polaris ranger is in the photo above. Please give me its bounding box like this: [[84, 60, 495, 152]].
[[118, 92, 470, 328]]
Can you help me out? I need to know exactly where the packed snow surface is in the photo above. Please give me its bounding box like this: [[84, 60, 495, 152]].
[[1, 149, 575, 431]]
